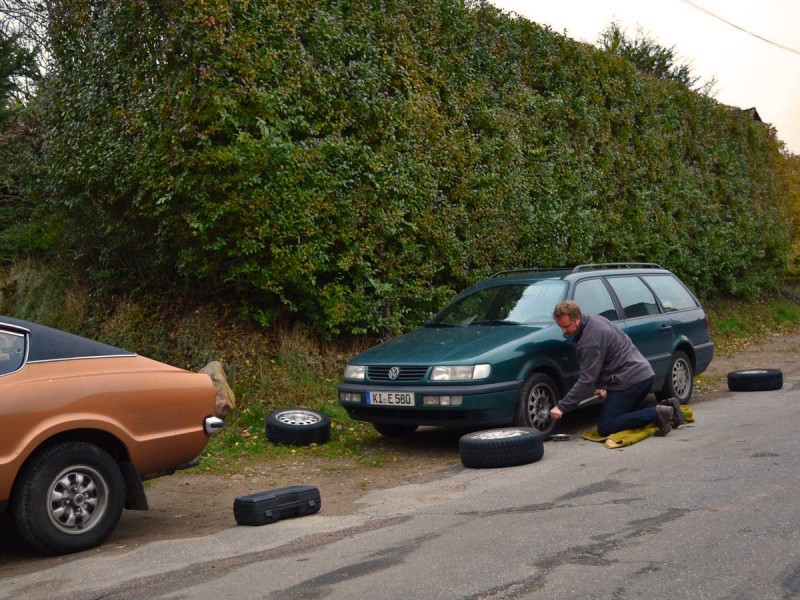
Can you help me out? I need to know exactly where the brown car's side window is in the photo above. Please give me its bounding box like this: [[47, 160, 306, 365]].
[[0, 331, 26, 375]]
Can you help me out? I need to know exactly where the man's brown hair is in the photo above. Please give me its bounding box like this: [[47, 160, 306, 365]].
[[553, 300, 582, 321]]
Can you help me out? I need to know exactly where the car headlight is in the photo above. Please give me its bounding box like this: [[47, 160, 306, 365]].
[[431, 364, 491, 381], [343, 364, 365, 380]]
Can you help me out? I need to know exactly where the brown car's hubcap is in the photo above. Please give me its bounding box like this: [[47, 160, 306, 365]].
[[48, 466, 108, 534]]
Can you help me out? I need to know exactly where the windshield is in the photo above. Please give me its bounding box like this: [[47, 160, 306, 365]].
[[431, 281, 568, 326]]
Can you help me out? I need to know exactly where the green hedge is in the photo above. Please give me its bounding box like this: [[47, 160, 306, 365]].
[[17, 0, 796, 335]]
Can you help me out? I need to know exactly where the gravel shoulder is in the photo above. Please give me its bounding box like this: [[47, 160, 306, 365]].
[[3, 333, 799, 575]]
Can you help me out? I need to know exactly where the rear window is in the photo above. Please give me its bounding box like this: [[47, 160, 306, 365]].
[[642, 275, 699, 312], [0, 331, 26, 376]]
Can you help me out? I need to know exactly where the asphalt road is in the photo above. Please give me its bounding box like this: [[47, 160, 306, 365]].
[[3, 373, 800, 600]]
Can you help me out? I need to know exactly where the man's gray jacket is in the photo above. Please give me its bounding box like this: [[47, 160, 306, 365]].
[[557, 314, 655, 413]]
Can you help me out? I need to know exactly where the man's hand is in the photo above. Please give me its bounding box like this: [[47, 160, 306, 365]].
[[596, 389, 607, 399], [550, 406, 563, 420]]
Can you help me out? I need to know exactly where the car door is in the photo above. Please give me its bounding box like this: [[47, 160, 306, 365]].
[[572, 277, 621, 322], [566, 277, 622, 389], [641, 273, 712, 363], [605, 275, 673, 382]]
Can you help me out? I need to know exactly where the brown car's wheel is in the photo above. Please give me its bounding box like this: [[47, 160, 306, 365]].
[[513, 372, 560, 438], [11, 442, 125, 555]]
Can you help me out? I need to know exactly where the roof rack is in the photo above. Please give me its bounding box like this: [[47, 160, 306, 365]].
[[572, 262, 663, 272], [489, 268, 572, 279]]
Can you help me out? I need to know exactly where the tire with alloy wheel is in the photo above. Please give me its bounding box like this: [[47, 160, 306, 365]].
[[513, 372, 560, 438], [373, 423, 418, 439], [655, 351, 694, 403], [459, 428, 544, 469], [11, 442, 125, 555], [266, 408, 331, 446], [727, 369, 783, 392]]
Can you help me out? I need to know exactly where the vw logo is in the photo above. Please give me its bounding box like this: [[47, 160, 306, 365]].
[[388, 367, 401, 380]]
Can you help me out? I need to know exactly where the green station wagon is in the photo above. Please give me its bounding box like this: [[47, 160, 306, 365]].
[[337, 263, 714, 438]]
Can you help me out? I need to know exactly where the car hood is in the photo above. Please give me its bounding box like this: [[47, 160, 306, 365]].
[[351, 324, 549, 364]]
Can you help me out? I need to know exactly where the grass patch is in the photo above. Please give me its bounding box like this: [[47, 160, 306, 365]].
[[772, 301, 800, 324], [706, 293, 800, 356]]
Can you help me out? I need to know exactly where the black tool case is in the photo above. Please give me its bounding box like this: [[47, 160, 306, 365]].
[[234, 485, 321, 526]]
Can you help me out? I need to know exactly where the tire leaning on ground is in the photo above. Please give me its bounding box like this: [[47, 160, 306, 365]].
[[727, 369, 784, 392], [11, 441, 125, 555], [265, 408, 332, 446], [459, 428, 545, 469]]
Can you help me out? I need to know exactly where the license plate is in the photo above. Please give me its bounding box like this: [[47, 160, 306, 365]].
[[366, 391, 415, 407]]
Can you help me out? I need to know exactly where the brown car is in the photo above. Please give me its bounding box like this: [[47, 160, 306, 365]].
[[0, 315, 224, 554]]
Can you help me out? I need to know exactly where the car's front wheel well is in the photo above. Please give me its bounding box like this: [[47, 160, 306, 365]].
[[525, 365, 565, 397]]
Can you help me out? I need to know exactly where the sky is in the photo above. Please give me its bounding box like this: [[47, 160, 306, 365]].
[[489, 0, 800, 155]]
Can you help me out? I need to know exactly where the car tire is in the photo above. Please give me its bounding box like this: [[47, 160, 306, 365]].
[[459, 428, 544, 469], [11, 442, 125, 555], [265, 408, 331, 446], [373, 423, 418, 439], [655, 351, 694, 403], [727, 369, 783, 392], [513, 372, 560, 438]]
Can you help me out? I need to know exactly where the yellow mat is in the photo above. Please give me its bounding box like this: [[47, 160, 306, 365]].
[[581, 406, 694, 449]]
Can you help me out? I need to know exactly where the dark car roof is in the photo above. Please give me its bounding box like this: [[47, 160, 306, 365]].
[[0, 315, 135, 362]]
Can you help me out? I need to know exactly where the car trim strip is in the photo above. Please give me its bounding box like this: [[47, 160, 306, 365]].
[[27, 354, 140, 365]]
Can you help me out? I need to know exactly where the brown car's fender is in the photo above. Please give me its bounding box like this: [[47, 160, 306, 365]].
[[0, 356, 217, 502]]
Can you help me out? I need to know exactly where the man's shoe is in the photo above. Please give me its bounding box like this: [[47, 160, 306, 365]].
[[665, 397, 685, 427], [654, 405, 673, 436]]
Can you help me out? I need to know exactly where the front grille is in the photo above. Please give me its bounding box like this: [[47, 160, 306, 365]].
[[367, 365, 429, 382]]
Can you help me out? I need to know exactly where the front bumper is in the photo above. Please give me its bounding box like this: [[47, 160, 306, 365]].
[[337, 380, 521, 427]]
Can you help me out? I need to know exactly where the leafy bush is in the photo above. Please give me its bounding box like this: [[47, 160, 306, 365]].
[[9, 0, 798, 336]]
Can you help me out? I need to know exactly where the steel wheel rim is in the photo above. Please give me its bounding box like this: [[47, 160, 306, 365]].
[[672, 358, 691, 399], [529, 384, 554, 430], [276, 410, 320, 426], [474, 429, 526, 440], [48, 465, 109, 535]]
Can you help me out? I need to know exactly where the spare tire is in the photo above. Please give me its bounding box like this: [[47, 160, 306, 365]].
[[266, 408, 331, 446], [727, 369, 783, 392], [459, 428, 544, 469]]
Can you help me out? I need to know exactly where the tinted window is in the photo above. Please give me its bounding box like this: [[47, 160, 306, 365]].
[[607, 276, 659, 319], [434, 281, 568, 325], [574, 278, 618, 321], [0, 331, 26, 375], [642, 275, 698, 312]]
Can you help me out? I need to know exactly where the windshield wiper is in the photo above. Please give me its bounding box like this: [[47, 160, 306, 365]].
[[469, 320, 520, 326], [424, 321, 463, 328]]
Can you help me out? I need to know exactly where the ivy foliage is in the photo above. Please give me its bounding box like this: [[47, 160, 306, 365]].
[[0, 29, 43, 265], [23, 0, 798, 335]]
